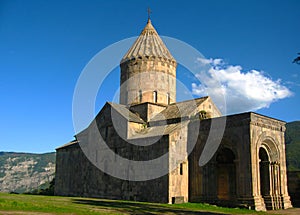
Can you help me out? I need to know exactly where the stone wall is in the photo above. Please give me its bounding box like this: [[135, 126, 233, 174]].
[[55, 103, 171, 203], [169, 124, 189, 203], [188, 112, 292, 211], [129, 102, 166, 122], [250, 113, 292, 210], [55, 143, 169, 202], [287, 171, 300, 207], [120, 58, 176, 106], [188, 114, 252, 207]]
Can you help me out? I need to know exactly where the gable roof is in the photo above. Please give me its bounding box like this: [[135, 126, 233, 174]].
[[57, 97, 216, 149], [56, 140, 79, 150], [108, 102, 145, 124], [150, 97, 209, 123]]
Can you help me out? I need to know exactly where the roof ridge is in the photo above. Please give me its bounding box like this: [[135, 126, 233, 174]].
[[168, 96, 209, 106], [108, 102, 145, 123]]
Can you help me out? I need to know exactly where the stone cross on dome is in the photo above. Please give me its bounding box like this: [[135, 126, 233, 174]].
[[147, 7, 152, 21]]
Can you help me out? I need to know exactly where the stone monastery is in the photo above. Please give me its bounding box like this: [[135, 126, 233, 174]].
[[55, 18, 292, 211]]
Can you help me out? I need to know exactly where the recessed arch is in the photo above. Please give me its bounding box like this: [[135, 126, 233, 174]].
[[218, 135, 241, 161], [255, 133, 280, 163], [260, 139, 280, 163], [216, 147, 236, 201], [257, 134, 282, 210], [259, 147, 270, 197]]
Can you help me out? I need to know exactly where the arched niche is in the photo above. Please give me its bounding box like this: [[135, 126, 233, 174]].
[[216, 147, 236, 201], [255, 133, 280, 163], [259, 147, 270, 197], [258, 138, 282, 210]]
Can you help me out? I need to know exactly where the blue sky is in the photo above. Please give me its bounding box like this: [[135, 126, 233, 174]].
[[1, 0, 300, 153]]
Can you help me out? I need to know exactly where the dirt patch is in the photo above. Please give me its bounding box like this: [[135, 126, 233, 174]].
[[267, 208, 300, 215]]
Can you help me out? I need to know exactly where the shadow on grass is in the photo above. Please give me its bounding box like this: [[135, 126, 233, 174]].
[[72, 198, 227, 214]]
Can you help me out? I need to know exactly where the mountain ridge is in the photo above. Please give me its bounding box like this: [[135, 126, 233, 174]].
[[0, 152, 55, 193], [285, 121, 300, 171]]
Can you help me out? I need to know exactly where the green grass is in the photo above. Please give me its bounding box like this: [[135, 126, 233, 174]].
[[0, 193, 265, 215]]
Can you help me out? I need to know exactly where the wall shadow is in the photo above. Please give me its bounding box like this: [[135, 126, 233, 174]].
[[72, 198, 228, 215]]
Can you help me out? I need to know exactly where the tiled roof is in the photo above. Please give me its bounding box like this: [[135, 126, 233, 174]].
[[121, 19, 176, 63], [150, 97, 209, 123]]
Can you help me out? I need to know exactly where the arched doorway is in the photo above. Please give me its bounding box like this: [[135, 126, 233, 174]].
[[216, 148, 236, 201], [259, 148, 270, 197], [259, 146, 282, 210]]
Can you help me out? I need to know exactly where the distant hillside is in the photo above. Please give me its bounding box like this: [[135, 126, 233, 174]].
[[285, 121, 300, 171], [0, 152, 55, 193]]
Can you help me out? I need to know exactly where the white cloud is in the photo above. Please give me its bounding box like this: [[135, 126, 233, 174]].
[[192, 58, 293, 114], [197, 57, 223, 66]]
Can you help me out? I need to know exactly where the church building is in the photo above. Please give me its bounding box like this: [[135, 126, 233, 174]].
[[55, 18, 292, 211]]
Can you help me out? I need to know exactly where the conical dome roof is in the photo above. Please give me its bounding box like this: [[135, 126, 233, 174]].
[[121, 19, 176, 64]]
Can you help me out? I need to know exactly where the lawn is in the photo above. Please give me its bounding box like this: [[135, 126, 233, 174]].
[[0, 193, 265, 215]]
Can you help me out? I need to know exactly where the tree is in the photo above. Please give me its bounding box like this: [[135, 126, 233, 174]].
[[293, 53, 300, 65]]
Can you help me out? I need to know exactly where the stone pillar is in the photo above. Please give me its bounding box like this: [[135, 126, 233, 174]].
[[264, 161, 291, 210], [279, 141, 293, 209]]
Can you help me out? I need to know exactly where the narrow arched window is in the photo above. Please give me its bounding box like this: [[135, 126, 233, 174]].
[[167, 93, 170, 104], [180, 163, 183, 175], [139, 90, 142, 102], [153, 91, 157, 103]]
